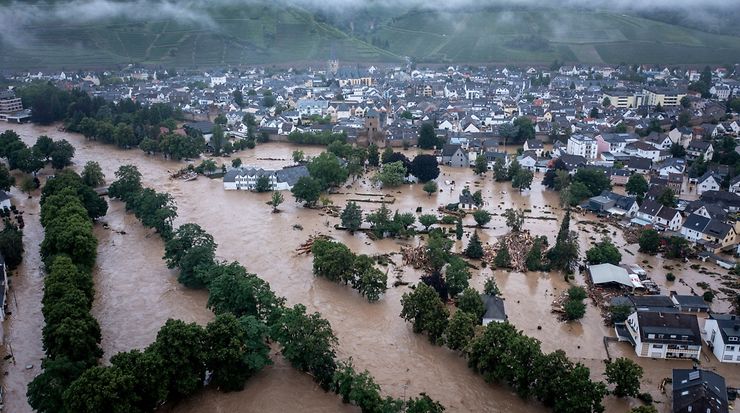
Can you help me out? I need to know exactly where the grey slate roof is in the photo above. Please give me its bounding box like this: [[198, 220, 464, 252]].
[[682, 214, 710, 233], [636, 311, 701, 345], [275, 165, 309, 186], [482, 294, 507, 322], [672, 369, 728, 413], [708, 314, 740, 344], [441, 144, 463, 157], [702, 219, 732, 239]]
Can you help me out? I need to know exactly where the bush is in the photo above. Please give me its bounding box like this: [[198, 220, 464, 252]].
[[666, 272, 675, 282], [568, 286, 587, 301], [564, 299, 586, 320], [637, 392, 654, 404], [703, 291, 715, 302], [440, 215, 457, 225]]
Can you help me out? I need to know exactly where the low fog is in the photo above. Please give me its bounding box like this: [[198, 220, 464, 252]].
[[0, 0, 735, 46]]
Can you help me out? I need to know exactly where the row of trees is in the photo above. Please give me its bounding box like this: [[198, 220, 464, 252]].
[[103, 165, 445, 412], [399, 282, 613, 413], [107, 165, 177, 239], [139, 131, 205, 160], [0, 130, 75, 173], [19, 82, 182, 142], [311, 239, 388, 302], [28, 169, 107, 412]]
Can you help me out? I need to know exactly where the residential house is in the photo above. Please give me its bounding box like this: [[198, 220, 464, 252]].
[[697, 172, 722, 196], [586, 191, 639, 217], [621, 311, 702, 360], [610, 169, 631, 186], [700, 219, 736, 252], [651, 173, 683, 194], [481, 294, 507, 325], [680, 214, 711, 243], [668, 127, 693, 147], [686, 140, 714, 161], [701, 191, 740, 212], [609, 295, 677, 313], [636, 200, 682, 231], [523, 139, 544, 157], [672, 369, 729, 413], [730, 176, 740, 194], [558, 154, 587, 173], [458, 190, 476, 210], [517, 152, 538, 172], [483, 152, 511, 170], [644, 132, 673, 150], [702, 314, 740, 363], [627, 157, 652, 175], [440, 144, 469, 168], [656, 206, 683, 232], [670, 292, 711, 313], [627, 141, 664, 162], [297, 99, 329, 117], [655, 158, 686, 176]]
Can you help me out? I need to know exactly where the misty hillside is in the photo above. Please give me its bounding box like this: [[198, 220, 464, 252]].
[[0, 1, 739, 70]]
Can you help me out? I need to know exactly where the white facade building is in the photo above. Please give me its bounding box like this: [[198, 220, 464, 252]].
[[567, 134, 598, 160], [703, 314, 740, 363]]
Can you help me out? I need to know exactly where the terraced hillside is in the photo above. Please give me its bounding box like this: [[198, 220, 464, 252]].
[[0, 4, 400, 70], [374, 9, 740, 64], [0, 2, 738, 70]]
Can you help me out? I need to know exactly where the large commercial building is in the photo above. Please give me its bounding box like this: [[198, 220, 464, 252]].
[[642, 87, 687, 107], [0, 90, 23, 114]]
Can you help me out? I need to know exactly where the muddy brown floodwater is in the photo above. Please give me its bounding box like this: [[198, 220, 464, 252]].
[[2, 123, 738, 413]]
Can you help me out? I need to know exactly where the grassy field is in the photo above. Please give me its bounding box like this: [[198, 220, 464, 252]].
[[0, 4, 738, 70]]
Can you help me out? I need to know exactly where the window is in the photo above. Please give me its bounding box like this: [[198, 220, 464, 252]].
[[648, 334, 656, 339], [727, 346, 736, 352]]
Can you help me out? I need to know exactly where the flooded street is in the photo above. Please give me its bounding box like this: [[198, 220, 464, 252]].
[[2, 123, 738, 412]]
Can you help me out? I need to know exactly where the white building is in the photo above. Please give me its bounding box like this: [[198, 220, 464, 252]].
[[619, 311, 702, 360], [566, 134, 598, 160], [223, 165, 309, 191], [697, 172, 721, 195], [702, 314, 740, 363]]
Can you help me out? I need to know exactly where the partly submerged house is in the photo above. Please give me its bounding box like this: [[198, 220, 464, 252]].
[[672, 369, 728, 413], [223, 165, 308, 191], [481, 294, 507, 325], [619, 311, 702, 360], [702, 313, 740, 364]]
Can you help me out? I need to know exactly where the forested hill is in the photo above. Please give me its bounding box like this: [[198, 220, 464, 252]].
[[0, 1, 739, 70]]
